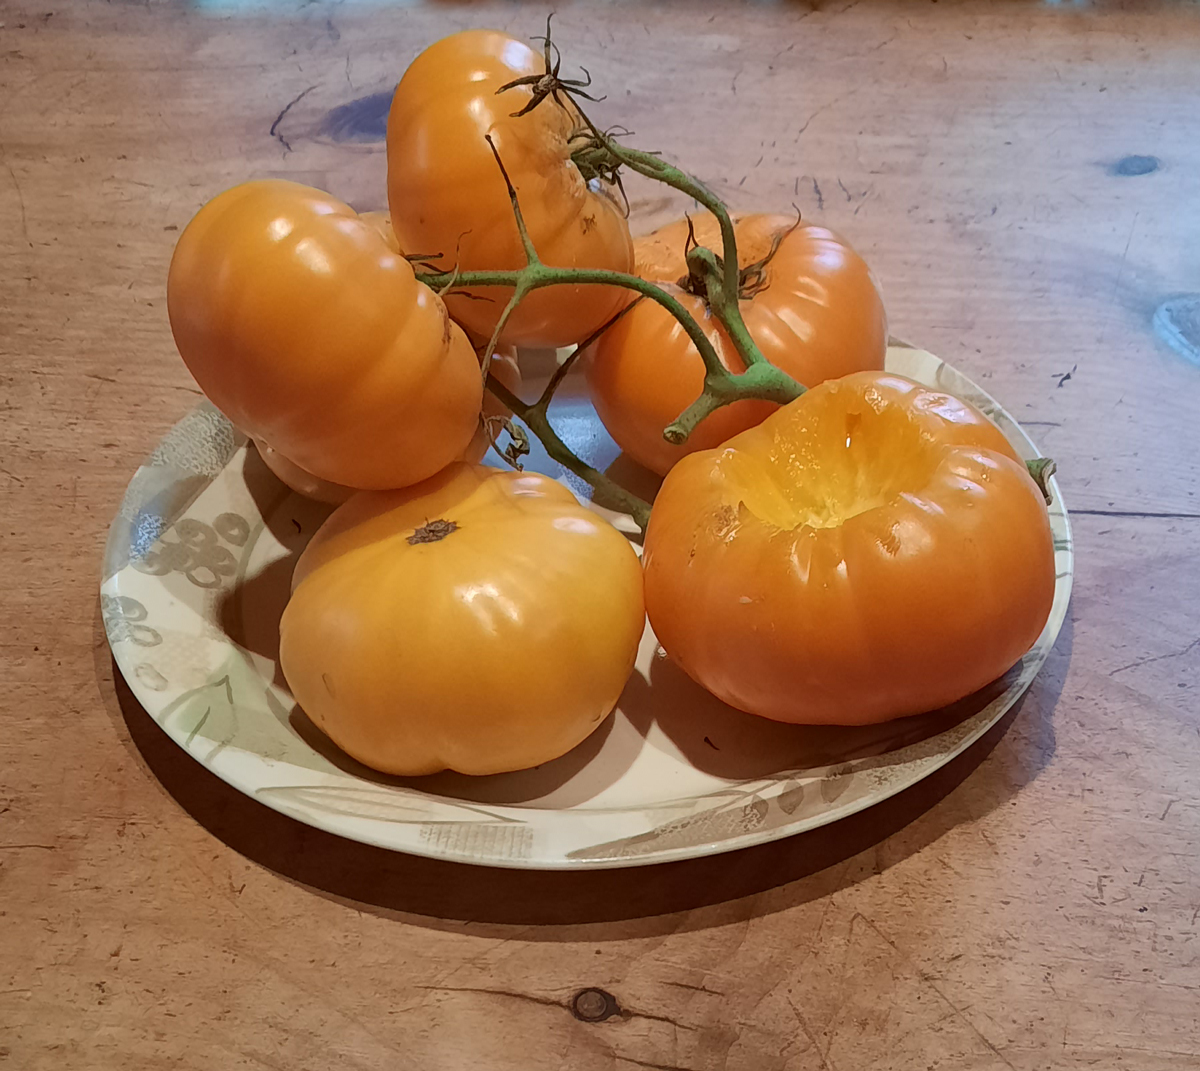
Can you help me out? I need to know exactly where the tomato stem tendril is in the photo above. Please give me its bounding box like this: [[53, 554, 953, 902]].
[[1025, 457, 1058, 504]]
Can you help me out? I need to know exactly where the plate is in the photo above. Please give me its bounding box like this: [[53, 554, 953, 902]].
[[101, 343, 1073, 870]]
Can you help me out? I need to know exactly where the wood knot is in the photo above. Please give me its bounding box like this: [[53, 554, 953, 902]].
[[1110, 154, 1159, 177], [571, 987, 621, 1023]]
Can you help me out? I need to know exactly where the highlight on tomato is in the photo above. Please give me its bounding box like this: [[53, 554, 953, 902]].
[[279, 463, 647, 776], [642, 371, 1056, 725], [167, 180, 482, 492], [585, 213, 888, 475], [385, 28, 634, 348]]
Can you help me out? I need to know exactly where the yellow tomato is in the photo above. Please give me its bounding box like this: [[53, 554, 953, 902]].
[[251, 437, 355, 505], [643, 372, 1055, 725], [386, 29, 634, 348], [279, 463, 646, 775], [168, 180, 482, 490], [586, 214, 887, 475]]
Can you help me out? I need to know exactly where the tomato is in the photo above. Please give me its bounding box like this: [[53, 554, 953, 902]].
[[252, 437, 355, 505], [642, 372, 1055, 725], [251, 349, 521, 503], [585, 213, 888, 475], [386, 29, 634, 348], [168, 180, 482, 490], [279, 463, 646, 775]]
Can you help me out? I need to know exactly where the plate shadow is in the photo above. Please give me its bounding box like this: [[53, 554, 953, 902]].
[[103, 611, 1070, 936]]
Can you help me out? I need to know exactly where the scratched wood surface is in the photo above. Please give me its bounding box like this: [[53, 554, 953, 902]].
[[3, 0, 1200, 1068]]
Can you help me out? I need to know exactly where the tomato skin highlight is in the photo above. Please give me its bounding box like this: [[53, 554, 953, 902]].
[[168, 180, 483, 491], [586, 214, 888, 475], [642, 371, 1055, 725], [386, 29, 634, 348], [280, 463, 647, 776]]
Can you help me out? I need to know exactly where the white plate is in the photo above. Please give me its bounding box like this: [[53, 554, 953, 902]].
[[101, 343, 1073, 870]]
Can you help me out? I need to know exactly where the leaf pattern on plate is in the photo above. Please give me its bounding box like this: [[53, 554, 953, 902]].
[[101, 594, 162, 648], [132, 516, 250, 589], [419, 823, 535, 860]]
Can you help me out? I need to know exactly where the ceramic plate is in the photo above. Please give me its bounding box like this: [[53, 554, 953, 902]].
[[101, 343, 1073, 870]]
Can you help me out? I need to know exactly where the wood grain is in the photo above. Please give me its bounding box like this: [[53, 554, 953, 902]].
[[3, 1, 1200, 1068]]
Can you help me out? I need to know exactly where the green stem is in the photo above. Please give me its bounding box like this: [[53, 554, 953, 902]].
[[420, 263, 733, 387], [589, 137, 741, 306], [685, 245, 767, 369], [428, 138, 662, 530], [486, 373, 652, 531], [536, 297, 643, 409], [663, 362, 806, 445], [568, 120, 772, 372]]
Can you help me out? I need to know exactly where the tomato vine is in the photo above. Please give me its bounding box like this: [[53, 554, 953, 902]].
[[414, 20, 1055, 527]]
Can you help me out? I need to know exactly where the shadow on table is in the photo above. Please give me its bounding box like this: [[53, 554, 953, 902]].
[[104, 606, 1070, 937]]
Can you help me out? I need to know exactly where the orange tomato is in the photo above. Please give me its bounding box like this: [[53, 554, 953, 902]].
[[168, 180, 482, 490], [251, 437, 355, 506], [280, 463, 646, 776], [586, 213, 888, 475], [386, 29, 634, 348], [642, 372, 1055, 725]]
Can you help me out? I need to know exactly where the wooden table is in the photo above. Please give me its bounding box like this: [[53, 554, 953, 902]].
[[4, 1, 1199, 1067]]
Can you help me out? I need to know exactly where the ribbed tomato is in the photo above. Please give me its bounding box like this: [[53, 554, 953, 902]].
[[280, 463, 646, 775], [386, 29, 634, 348], [642, 372, 1055, 725], [168, 180, 482, 491], [586, 213, 887, 475]]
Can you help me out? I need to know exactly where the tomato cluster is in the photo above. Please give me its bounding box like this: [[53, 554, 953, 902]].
[[166, 28, 1055, 776]]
